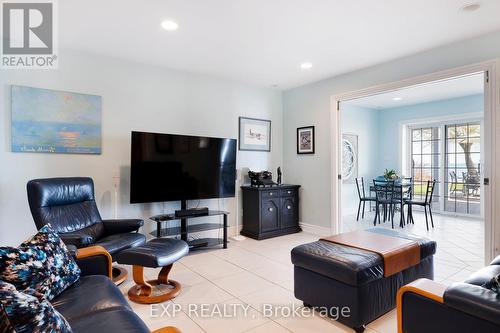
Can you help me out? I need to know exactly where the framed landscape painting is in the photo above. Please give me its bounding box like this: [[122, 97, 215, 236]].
[[297, 126, 315, 154], [238, 117, 271, 151], [11, 85, 102, 154]]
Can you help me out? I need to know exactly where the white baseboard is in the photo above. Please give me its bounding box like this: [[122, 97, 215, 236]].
[[227, 225, 240, 237], [299, 222, 332, 236]]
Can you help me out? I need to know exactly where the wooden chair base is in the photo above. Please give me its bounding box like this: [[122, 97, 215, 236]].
[[112, 265, 128, 285], [128, 264, 181, 304]]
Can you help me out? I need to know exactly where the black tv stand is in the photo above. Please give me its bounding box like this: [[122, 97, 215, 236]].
[[149, 200, 228, 250], [175, 207, 209, 218]]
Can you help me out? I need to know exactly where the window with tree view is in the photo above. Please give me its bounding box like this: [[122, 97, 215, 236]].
[[445, 123, 481, 215]]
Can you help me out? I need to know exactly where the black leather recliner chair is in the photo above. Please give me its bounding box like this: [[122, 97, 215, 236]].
[[398, 256, 500, 333], [27, 177, 146, 280]]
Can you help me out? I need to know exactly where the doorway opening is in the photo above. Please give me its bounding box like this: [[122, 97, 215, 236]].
[[336, 70, 492, 282]]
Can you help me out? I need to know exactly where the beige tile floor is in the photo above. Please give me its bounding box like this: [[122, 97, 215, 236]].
[[118, 211, 484, 333], [343, 210, 485, 283]]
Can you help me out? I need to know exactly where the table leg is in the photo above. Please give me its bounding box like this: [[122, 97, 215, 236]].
[[223, 214, 228, 249], [180, 218, 187, 242], [157, 221, 161, 238]]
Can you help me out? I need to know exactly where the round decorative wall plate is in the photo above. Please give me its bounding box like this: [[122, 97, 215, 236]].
[[342, 138, 356, 181]]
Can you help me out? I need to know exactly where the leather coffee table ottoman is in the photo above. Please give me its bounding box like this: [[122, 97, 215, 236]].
[[291, 228, 436, 333], [115, 238, 189, 304]]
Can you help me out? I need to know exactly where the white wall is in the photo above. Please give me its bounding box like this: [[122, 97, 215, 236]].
[[0, 50, 283, 245], [283, 30, 500, 228]]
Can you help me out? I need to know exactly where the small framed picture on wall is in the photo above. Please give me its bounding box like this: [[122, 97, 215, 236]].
[[297, 126, 315, 154], [239, 117, 271, 152]]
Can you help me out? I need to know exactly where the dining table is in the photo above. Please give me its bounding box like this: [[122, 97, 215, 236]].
[[370, 176, 413, 227]]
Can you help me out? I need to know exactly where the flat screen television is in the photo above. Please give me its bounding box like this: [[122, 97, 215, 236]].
[[130, 131, 237, 204]]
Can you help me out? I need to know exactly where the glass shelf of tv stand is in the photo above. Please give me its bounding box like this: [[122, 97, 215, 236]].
[[149, 211, 229, 249], [149, 222, 228, 237], [150, 210, 229, 222]]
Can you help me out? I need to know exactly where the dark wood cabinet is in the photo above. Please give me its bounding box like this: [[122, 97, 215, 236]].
[[241, 185, 301, 240]]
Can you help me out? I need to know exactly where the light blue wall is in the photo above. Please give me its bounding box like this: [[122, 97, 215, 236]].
[[377, 94, 484, 172], [341, 104, 380, 214]]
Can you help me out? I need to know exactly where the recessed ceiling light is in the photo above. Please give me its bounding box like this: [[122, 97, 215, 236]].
[[161, 20, 179, 31], [392, 97, 402, 101], [300, 62, 313, 70], [461, 3, 481, 12]]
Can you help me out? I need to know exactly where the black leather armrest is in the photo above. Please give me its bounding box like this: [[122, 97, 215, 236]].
[[102, 219, 144, 234], [60, 231, 94, 247], [444, 282, 500, 326]]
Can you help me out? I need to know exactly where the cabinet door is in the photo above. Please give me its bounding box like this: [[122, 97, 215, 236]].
[[281, 197, 298, 228], [261, 199, 280, 232]]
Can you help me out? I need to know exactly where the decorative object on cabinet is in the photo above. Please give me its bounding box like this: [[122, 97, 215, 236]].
[[277, 167, 282, 185], [241, 185, 301, 240], [11, 85, 102, 154], [342, 133, 358, 183], [238, 117, 271, 151], [248, 170, 276, 187], [297, 126, 315, 154]]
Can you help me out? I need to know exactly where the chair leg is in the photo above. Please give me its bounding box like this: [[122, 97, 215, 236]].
[[408, 205, 414, 224], [424, 206, 429, 231], [373, 204, 378, 226], [391, 205, 394, 229], [362, 201, 366, 219], [357, 201, 361, 221], [390, 205, 394, 229], [400, 204, 405, 227], [429, 205, 434, 228], [378, 204, 381, 224]]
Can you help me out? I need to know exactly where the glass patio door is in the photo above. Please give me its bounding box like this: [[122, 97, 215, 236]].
[[445, 122, 481, 215], [410, 127, 441, 211]]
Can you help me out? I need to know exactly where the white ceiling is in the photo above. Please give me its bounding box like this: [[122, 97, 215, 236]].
[[59, 0, 500, 89], [344, 73, 484, 109]]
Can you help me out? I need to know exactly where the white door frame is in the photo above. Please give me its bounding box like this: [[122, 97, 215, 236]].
[[331, 59, 499, 263]]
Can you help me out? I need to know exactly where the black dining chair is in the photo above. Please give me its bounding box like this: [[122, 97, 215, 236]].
[[406, 180, 436, 231], [355, 177, 377, 221], [373, 179, 396, 229]]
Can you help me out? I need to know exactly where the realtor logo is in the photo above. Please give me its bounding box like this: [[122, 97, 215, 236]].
[[1, 0, 58, 68]]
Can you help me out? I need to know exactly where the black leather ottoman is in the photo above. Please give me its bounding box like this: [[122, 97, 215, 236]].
[[291, 228, 436, 333], [115, 238, 189, 304]]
